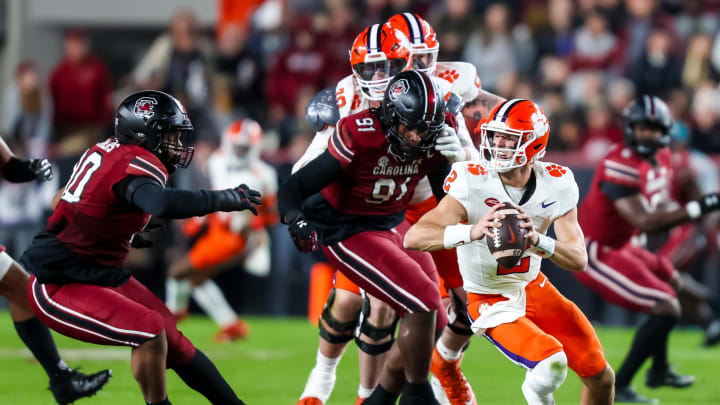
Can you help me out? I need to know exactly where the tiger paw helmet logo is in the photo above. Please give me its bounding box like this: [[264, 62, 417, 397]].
[[389, 79, 409, 101], [134, 97, 157, 119], [546, 164, 566, 177], [531, 110, 549, 140]]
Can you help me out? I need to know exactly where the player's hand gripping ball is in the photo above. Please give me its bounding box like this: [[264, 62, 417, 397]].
[[485, 204, 527, 268]]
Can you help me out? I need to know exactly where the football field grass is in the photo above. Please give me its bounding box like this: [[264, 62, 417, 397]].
[[0, 312, 718, 404]]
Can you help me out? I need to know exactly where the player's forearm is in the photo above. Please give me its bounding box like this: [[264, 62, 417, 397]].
[[404, 223, 447, 251], [548, 239, 587, 272], [634, 209, 690, 233]]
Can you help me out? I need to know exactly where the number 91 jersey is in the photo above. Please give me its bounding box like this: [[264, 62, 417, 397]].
[[322, 110, 449, 216], [47, 138, 169, 267], [444, 161, 579, 294]]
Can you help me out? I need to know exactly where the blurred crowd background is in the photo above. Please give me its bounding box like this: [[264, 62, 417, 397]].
[[1, 0, 720, 325]]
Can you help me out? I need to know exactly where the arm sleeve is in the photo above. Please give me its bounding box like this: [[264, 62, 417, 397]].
[[291, 126, 334, 174], [428, 159, 451, 203], [600, 181, 641, 200], [327, 119, 357, 170], [113, 176, 220, 219], [278, 149, 344, 223], [1, 157, 36, 183]]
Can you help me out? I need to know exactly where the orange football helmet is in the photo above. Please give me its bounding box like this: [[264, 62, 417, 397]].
[[386, 13, 439, 75], [479, 99, 549, 172], [222, 119, 262, 162], [350, 23, 412, 101]]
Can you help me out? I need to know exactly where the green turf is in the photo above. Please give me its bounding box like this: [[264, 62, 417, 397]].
[[0, 312, 718, 404]]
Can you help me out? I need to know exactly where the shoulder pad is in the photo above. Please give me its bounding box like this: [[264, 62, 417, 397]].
[[446, 92, 464, 116], [305, 87, 340, 132]]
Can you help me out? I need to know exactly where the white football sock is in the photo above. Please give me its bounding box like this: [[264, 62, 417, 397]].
[[521, 351, 567, 405], [358, 384, 374, 399], [299, 351, 341, 402], [191, 280, 237, 327], [436, 338, 462, 361], [166, 278, 191, 313]]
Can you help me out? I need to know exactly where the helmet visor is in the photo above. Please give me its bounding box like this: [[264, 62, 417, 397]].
[[353, 58, 408, 81]]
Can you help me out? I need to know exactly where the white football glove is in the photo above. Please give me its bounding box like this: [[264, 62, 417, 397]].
[[434, 124, 466, 162]]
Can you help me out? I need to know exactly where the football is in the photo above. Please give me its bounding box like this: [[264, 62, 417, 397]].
[[486, 205, 527, 269]]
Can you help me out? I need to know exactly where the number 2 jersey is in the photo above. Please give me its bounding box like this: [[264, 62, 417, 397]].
[[444, 161, 579, 295], [47, 138, 168, 267], [304, 109, 452, 244]]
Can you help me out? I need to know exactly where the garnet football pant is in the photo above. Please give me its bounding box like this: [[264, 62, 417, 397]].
[[332, 197, 463, 300], [28, 275, 195, 368], [576, 240, 676, 313], [468, 273, 607, 378], [323, 221, 448, 329]]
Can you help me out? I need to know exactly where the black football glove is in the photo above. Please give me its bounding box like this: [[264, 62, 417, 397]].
[[213, 184, 262, 215], [29, 158, 53, 181], [699, 193, 720, 214], [129, 232, 153, 249], [285, 211, 319, 253]]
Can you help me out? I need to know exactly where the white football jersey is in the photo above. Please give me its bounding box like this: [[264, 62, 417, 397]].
[[445, 161, 579, 295], [435, 61, 482, 103], [207, 151, 277, 231]]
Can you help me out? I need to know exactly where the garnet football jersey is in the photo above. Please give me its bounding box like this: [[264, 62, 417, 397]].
[[47, 138, 168, 267], [445, 160, 579, 294], [580, 144, 674, 249], [321, 109, 447, 217]]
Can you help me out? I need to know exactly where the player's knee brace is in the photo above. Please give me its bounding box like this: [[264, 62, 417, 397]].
[[354, 296, 398, 355], [521, 351, 568, 405], [318, 289, 357, 344], [446, 291, 473, 336]]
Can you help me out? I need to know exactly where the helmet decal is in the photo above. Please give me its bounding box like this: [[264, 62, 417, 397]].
[[134, 97, 157, 119], [389, 79, 409, 101]]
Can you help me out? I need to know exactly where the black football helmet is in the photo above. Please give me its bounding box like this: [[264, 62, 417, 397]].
[[115, 90, 194, 171], [381, 70, 445, 160], [622, 95, 673, 158]]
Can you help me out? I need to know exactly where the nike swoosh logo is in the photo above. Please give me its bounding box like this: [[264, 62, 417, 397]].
[[508, 225, 516, 244], [541, 201, 556, 208], [540, 277, 547, 288]]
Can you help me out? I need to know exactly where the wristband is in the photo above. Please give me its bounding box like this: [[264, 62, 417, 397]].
[[532, 234, 556, 257], [685, 200, 702, 219], [443, 224, 473, 249]]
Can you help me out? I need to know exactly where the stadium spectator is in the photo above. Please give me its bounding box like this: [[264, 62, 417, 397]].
[[462, 2, 516, 92], [533, 0, 576, 62], [430, 0, 479, 62], [689, 83, 720, 153], [570, 8, 617, 72], [264, 15, 328, 126], [133, 9, 216, 142], [49, 29, 113, 184], [628, 28, 682, 98], [215, 23, 266, 122], [313, 0, 361, 85], [681, 33, 717, 88]]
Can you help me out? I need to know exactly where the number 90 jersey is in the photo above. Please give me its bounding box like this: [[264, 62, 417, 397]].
[[444, 161, 579, 294], [47, 138, 168, 267]]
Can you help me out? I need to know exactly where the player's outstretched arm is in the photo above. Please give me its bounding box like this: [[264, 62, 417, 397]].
[[519, 206, 587, 272], [613, 192, 693, 233], [404, 197, 503, 251], [0, 136, 53, 182], [114, 176, 262, 218]]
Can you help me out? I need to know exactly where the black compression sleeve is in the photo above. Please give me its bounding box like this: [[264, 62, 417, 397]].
[[428, 159, 451, 203], [2, 157, 36, 183], [278, 150, 343, 223], [114, 176, 217, 219], [600, 181, 640, 201]]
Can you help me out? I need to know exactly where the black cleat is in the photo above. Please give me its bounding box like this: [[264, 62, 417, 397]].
[[645, 366, 695, 388], [703, 319, 720, 347], [614, 385, 659, 404], [49, 368, 112, 405]]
